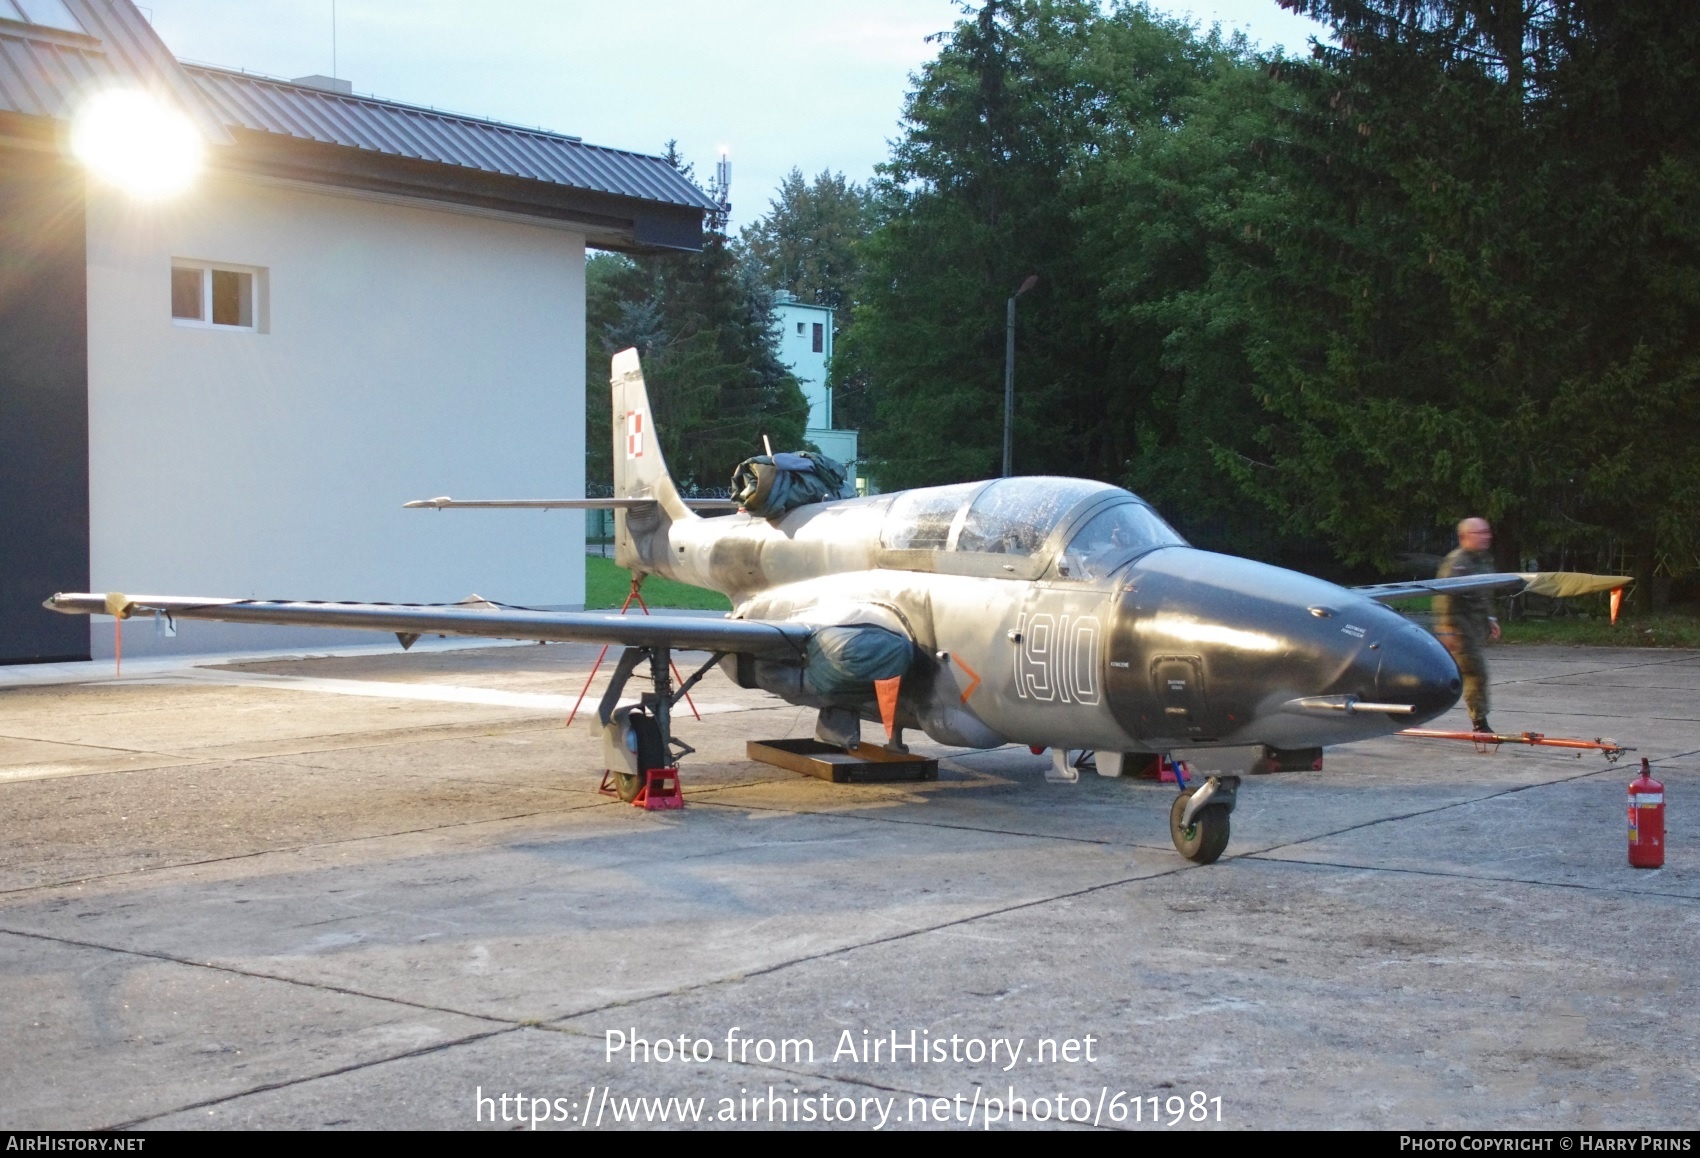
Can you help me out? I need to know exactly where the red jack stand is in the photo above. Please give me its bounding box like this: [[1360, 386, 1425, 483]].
[[598, 766, 684, 810], [1123, 754, 1188, 782], [632, 766, 683, 810]]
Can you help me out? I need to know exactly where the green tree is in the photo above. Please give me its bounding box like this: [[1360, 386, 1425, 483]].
[[1070, 18, 1299, 561], [740, 168, 876, 315], [840, 0, 1269, 542], [839, 0, 1700, 591], [842, 1, 1172, 488], [1224, 0, 1700, 593], [585, 149, 810, 492]]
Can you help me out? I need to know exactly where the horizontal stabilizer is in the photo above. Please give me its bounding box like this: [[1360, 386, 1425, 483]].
[[403, 497, 739, 511], [44, 592, 809, 659], [1352, 573, 1527, 604]]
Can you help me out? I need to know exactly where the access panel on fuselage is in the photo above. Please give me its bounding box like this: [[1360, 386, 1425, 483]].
[[1150, 655, 1211, 738]]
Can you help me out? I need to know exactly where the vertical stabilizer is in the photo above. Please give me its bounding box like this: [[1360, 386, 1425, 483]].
[[610, 349, 694, 573]]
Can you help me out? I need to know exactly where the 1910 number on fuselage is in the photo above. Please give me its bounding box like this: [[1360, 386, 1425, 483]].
[[1013, 613, 1102, 706]]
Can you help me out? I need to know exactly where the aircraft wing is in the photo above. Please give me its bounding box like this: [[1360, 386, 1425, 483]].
[[43, 592, 809, 659], [1351, 573, 1528, 603], [403, 497, 740, 511]]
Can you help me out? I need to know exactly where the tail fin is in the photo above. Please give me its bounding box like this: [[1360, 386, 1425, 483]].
[[610, 349, 695, 573]]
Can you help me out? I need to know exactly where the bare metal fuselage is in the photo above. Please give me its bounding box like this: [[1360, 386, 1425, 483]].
[[617, 486, 1460, 756]]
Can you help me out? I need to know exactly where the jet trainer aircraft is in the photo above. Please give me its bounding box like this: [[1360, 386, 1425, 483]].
[[47, 349, 1523, 863]]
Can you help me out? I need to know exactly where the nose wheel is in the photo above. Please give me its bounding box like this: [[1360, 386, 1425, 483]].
[[1169, 786, 1232, 864]]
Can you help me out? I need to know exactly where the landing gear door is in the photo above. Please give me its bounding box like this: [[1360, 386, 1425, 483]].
[[1151, 655, 1211, 738]]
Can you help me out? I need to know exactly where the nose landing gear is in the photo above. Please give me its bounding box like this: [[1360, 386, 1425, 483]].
[[1169, 774, 1239, 864]]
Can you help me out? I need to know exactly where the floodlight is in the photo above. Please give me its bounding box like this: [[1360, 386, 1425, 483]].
[[71, 89, 203, 198]]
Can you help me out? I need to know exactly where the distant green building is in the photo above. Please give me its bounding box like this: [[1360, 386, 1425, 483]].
[[773, 292, 858, 476]]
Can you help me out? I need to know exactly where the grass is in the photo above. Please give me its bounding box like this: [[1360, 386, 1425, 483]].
[[1385, 596, 1435, 615], [1500, 610, 1700, 649], [585, 555, 731, 612], [1385, 594, 1700, 648]]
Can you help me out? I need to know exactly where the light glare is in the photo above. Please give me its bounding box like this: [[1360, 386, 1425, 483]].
[[72, 89, 203, 198], [1135, 614, 1282, 653]]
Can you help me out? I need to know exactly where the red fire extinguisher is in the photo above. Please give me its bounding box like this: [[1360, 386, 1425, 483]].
[[1628, 758, 1664, 869]]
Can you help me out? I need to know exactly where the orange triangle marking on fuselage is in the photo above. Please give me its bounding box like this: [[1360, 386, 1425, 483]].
[[954, 656, 981, 702]]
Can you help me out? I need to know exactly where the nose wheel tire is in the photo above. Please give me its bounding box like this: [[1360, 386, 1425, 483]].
[[1170, 791, 1231, 864]]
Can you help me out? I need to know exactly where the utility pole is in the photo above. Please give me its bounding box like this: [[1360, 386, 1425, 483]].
[[1003, 274, 1038, 478]]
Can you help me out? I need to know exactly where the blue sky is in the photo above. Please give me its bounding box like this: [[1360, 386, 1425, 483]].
[[139, 0, 1326, 231]]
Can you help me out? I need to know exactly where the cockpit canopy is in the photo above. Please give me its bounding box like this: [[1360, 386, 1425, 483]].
[[1055, 502, 1185, 579], [879, 477, 1184, 578]]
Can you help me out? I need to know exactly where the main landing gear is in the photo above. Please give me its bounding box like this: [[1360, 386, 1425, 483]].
[[597, 643, 721, 803]]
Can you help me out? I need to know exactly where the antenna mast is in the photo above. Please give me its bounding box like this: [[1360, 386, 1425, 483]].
[[706, 149, 731, 234]]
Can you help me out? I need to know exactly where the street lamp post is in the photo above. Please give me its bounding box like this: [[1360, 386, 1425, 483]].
[[1003, 274, 1039, 478]]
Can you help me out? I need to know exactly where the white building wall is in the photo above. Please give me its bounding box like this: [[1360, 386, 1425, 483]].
[[84, 173, 586, 656]]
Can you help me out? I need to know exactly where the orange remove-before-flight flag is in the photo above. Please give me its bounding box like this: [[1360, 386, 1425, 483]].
[[875, 676, 901, 740]]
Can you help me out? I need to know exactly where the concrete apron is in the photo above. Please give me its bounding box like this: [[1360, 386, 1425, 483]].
[[0, 643, 1694, 1129]]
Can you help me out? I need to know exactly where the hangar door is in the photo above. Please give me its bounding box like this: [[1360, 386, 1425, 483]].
[[0, 149, 90, 663]]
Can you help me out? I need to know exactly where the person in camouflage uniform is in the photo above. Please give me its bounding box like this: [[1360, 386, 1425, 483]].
[[1433, 517, 1502, 733]]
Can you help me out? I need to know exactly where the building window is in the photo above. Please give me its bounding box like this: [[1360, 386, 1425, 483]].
[[170, 268, 201, 319], [796, 322, 805, 335], [812, 322, 824, 353], [172, 262, 261, 330]]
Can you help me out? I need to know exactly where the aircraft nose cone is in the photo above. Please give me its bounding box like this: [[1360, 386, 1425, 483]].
[[1375, 623, 1461, 723]]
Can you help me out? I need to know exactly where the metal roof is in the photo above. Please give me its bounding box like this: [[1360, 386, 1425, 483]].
[[0, 21, 103, 118], [183, 66, 717, 212], [0, 0, 712, 237], [0, 2, 230, 142]]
